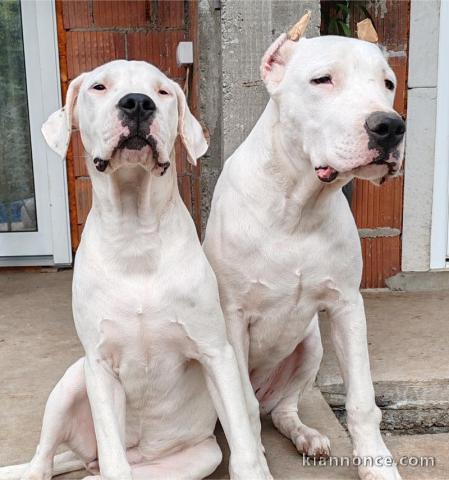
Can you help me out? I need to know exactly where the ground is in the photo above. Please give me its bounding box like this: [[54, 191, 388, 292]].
[[0, 271, 448, 479]]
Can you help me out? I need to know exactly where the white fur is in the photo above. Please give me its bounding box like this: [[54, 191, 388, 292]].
[[0, 60, 271, 480], [204, 35, 404, 480]]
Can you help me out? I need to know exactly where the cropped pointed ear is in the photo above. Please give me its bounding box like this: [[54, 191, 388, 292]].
[[41, 73, 87, 158], [261, 11, 311, 93], [173, 81, 208, 166], [260, 33, 297, 93]]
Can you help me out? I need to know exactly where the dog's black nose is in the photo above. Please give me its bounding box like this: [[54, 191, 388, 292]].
[[118, 93, 156, 122], [365, 112, 405, 150]]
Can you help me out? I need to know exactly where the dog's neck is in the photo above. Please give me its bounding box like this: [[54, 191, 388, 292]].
[[86, 150, 178, 237], [241, 99, 348, 231]]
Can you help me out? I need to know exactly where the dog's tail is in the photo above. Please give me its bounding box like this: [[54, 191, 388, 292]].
[[0, 450, 85, 480]]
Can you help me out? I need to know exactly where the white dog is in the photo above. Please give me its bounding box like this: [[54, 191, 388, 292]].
[[0, 60, 271, 480], [203, 31, 405, 480]]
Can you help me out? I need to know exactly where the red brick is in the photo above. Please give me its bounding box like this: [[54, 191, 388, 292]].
[[92, 0, 150, 28], [156, 0, 185, 29], [75, 177, 92, 225], [72, 131, 88, 178], [351, 176, 403, 229], [178, 175, 192, 214], [361, 236, 401, 288], [175, 139, 190, 174], [67, 31, 126, 79], [127, 31, 186, 78], [62, 0, 91, 29]]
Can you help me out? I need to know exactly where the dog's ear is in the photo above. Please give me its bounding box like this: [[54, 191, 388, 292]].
[[261, 34, 297, 93], [261, 11, 311, 93], [42, 73, 87, 158], [173, 81, 208, 166]]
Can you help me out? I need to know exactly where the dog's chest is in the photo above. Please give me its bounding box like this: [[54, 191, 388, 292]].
[[240, 236, 340, 366], [97, 308, 192, 371]]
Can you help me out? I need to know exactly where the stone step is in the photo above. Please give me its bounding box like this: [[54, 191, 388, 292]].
[[211, 388, 449, 479], [317, 290, 449, 433], [210, 387, 356, 479]]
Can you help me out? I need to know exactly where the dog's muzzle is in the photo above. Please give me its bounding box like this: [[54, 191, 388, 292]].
[[116, 93, 157, 151], [314, 112, 405, 184], [365, 111, 405, 152]]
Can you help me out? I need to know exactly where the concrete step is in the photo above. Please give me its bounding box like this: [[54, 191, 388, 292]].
[[317, 290, 449, 434], [210, 387, 356, 479], [211, 388, 449, 479]]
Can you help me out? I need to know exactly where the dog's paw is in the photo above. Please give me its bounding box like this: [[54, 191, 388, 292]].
[[293, 427, 331, 458], [359, 464, 402, 480]]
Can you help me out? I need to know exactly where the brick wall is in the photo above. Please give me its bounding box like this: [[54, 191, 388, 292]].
[[56, 0, 200, 250]]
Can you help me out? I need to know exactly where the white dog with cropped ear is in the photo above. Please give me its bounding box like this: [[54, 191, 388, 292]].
[[203, 17, 405, 480], [0, 60, 271, 480]]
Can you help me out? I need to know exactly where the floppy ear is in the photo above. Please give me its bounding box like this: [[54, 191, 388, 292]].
[[173, 81, 208, 166], [41, 73, 87, 158], [261, 11, 311, 93]]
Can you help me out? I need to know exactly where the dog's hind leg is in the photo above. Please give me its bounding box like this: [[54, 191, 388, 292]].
[[0, 358, 97, 480], [0, 451, 85, 480], [82, 436, 222, 480], [257, 315, 330, 458]]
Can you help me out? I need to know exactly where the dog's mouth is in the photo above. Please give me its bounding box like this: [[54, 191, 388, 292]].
[[93, 133, 170, 176], [92, 134, 154, 173], [315, 166, 339, 183], [117, 134, 151, 151]]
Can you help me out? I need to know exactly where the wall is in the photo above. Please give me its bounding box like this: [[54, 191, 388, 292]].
[[199, 0, 222, 233], [402, 0, 440, 272], [221, 0, 320, 160], [199, 0, 320, 232]]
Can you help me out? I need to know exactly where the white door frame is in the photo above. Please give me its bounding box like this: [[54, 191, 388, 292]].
[[430, 0, 449, 270], [0, 0, 71, 266]]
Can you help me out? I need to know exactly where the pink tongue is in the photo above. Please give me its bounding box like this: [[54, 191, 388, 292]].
[[316, 166, 336, 180]]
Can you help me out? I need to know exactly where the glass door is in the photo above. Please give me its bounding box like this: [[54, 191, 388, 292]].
[[0, 0, 71, 266]]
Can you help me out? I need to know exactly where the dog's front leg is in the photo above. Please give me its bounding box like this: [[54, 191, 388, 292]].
[[84, 357, 131, 480], [224, 310, 263, 445], [200, 343, 272, 480], [328, 293, 401, 480]]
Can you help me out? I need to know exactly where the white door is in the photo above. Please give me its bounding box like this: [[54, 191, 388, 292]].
[[0, 0, 71, 266]]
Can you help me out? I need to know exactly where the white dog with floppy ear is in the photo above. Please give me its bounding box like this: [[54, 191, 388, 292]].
[[0, 60, 272, 480], [42, 63, 207, 173], [204, 15, 405, 480]]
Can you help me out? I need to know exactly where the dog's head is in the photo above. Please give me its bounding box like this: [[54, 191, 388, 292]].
[[42, 60, 207, 174], [261, 34, 405, 185]]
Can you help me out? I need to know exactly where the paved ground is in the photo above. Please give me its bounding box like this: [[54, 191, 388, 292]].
[[0, 271, 448, 479]]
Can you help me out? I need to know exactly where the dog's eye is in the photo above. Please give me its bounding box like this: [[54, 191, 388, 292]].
[[311, 75, 332, 85], [159, 89, 169, 95], [92, 84, 106, 91], [385, 79, 395, 91]]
